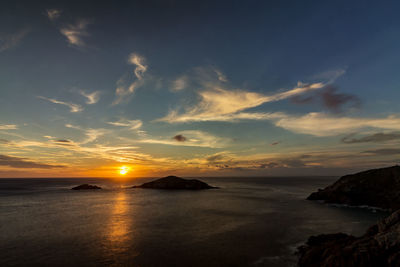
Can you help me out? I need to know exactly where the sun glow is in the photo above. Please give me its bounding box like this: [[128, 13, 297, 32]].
[[119, 166, 130, 175]]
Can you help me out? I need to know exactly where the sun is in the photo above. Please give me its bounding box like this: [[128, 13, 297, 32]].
[[119, 166, 130, 175]]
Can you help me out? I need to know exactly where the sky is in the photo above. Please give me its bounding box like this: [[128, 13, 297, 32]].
[[1, 0, 400, 178]]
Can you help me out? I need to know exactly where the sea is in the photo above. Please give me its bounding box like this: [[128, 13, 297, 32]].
[[0, 177, 388, 267]]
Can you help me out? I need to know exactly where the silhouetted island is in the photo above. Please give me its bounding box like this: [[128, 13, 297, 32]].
[[132, 176, 218, 190], [298, 209, 400, 266], [71, 184, 102, 190], [307, 165, 400, 211]]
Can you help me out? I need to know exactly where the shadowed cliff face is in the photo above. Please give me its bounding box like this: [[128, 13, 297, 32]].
[[132, 176, 218, 190], [297, 209, 400, 267], [307, 166, 400, 211]]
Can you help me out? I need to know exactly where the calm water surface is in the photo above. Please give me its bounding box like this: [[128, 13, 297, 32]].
[[0, 177, 387, 267]]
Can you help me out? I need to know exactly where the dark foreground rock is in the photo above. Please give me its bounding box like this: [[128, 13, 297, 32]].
[[307, 165, 400, 211], [297, 209, 400, 267], [72, 184, 102, 190], [132, 176, 218, 190]]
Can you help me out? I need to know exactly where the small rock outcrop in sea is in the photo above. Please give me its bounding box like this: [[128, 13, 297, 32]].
[[131, 175, 218, 190], [307, 165, 400, 211], [71, 184, 102, 190], [297, 209, 400, 267]]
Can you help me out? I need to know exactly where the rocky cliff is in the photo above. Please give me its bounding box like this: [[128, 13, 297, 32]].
[[307, 165, 400, 211]]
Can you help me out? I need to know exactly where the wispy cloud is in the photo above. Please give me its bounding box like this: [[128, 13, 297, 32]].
[[107, 119, 143, 130], [138, 130, 227, 148], [205, 152, 230, 163], [64, 124, 106, 144], [128, 53, 147, 80], [171, 75, 188, 92], [0, 154, 64, 169], [81, 129, 106, 144], [38, 96, 83, 113], [113, 53, 148, 104], [342, 132, 400, 144], [273, 112, 400, 136], [311, 68, 346, 83], [0, 124, 18, 130], [213, 68, 228, 82], [0, 29, 29, 53], [46, 9, 61, 21], [51, 139, 74, 146], [362, 149, 400, 155], [158, 82, 325, 123], [79, 90, 100, 104], [65, 124, 81, 130], [170, 66, 227, 93], [60, 20, 90, 47]]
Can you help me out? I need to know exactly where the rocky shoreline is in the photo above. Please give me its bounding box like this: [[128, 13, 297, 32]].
[[297, 209, 400, 266], [299, 166, 400, 266]]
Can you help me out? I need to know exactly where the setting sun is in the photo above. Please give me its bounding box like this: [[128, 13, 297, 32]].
[[119, 166, 130, 175]]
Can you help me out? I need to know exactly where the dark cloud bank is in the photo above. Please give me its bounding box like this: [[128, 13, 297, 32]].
[[342, 132, 400, 144], [291, 85, 361, 113], [0, 155, 65, 169]]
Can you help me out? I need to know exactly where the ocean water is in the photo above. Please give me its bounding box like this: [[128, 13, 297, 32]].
[[0, 177, 387, 267]]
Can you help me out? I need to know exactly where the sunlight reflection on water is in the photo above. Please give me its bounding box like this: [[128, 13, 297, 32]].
[[102, 190, 139, 265]]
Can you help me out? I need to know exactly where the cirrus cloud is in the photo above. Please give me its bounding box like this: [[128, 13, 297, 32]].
[[60, 19, 91, 48], [79, 90, 100, 104], [158, 81, 325, 123], [113, 53, 148, 105], [38, 96, 83, 113], [107, 119, 143, 130], [273, 112, 400, 137]]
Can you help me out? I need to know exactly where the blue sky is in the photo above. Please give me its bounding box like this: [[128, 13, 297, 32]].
[[1, 0, 400, 177]]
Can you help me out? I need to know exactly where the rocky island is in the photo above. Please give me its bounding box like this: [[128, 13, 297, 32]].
[[299, 166, 400, 266], [71, 184, 102, 190], [131, 175, 218, 190], [307, 165, 400, 211]]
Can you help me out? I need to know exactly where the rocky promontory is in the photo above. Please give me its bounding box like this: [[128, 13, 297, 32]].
[[71, 184, 102, 190], [307, 165, 400, 211], [132, 176, 218, 190], [297, 209, 400, 266]]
